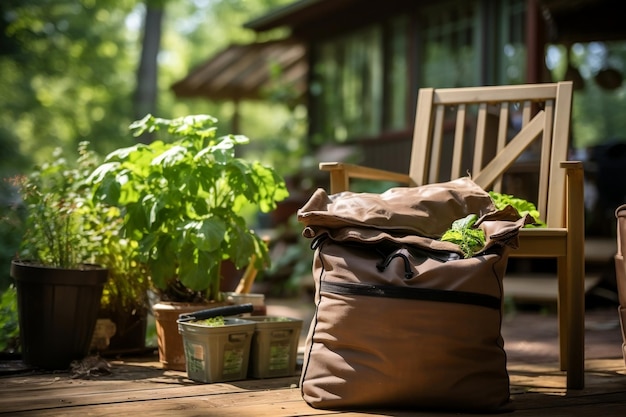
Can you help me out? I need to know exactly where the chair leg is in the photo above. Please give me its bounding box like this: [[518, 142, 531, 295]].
[[557, 257, 569, 371], [565, 163, 586, 390], [565, 251, 586, 390], [557, 255, 585, 389]]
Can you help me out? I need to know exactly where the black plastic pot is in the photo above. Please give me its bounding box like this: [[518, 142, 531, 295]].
[[97, 307, 149, 355], [10, 260, 108, 370]]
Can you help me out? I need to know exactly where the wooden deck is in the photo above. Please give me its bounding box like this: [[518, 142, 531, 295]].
[[1, 355, 625, 416], [1, 302, 625, 416]]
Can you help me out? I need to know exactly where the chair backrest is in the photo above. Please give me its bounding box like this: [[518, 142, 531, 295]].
[[409, 82, 573, 227]]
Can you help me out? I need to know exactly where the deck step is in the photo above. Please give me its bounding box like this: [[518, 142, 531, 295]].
[[504, 274, 602, 302]]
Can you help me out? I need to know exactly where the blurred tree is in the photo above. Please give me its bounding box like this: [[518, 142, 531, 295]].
[[134, 0, 164, 143], [0, 0, 295, 160], [0, 0, 139, 162], [0, 0, 298, 290]]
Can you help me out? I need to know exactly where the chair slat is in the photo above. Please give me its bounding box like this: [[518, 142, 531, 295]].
[[522, 100, 532, 126], [547, 82, 574, 226], [472, 111, 546, 190], [412, 88, 435, 185], [473, 103, 488, 175], [493, 102, 510, 192], [429, 104, 446, 183], [537, 99, 555, 220], [451, 104, 466, 179]]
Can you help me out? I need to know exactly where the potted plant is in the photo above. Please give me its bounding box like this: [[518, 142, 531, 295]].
[[93, 205, 151, 355], [9, 144, 109, 370], [88, 114, 289, 370], [73, 144, 153, 355]]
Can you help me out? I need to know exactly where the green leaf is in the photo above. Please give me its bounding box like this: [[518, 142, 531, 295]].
[[489, 191, 546, 227], [187, 218, 226, 252], [105, 144, 143, 161], [178, 247, 221, 291], [441, 214, 485, 258], [152, 145, 187, 167], [450, 213, 478, 230], [86, 161, 120, 184]]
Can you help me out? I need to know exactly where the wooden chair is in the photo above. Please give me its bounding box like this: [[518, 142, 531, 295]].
[[319, 81, 586, 389]]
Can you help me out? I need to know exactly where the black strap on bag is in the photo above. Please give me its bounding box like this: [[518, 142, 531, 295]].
[[320, 281, 501, 310]]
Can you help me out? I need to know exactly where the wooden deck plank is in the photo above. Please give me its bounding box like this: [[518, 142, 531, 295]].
[[503, 274, 602, 301], [1, 358, 625, 417], [2, 382, 626, 417], [0, 369, 300, 414]]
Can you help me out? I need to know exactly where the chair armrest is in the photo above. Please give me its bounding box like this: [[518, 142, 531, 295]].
[[319, 162, 414, 193]]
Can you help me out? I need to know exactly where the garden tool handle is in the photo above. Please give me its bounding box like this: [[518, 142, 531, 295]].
[[178, 303, 254, 322]]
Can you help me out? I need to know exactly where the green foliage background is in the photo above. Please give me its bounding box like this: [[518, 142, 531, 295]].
[[0, 0, 296, 291]]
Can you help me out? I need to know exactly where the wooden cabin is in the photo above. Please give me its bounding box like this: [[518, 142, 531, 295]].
[[173, 0, 626, 239]]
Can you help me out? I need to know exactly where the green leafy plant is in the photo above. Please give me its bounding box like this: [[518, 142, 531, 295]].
[[1, 177, 26, 291], [489, 191, 546, 227], [11, 143, 102, 268], [95, 206, 150, 315], [88, 114, 289, 303], [76, 146, 151, 316], [441, 192, 547, 258], [11, 142, 149, 314], [0, 285, 19, 353], [440, 214, 486, 258]]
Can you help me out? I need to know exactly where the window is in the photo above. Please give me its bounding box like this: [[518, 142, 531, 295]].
[[311, 26, 383, 143], [547, 41, 626, 150], [308, 0, 527, 144], [385, 17, 409, 131], [497, 0, 526, 85], [420, 1, 479, 88]]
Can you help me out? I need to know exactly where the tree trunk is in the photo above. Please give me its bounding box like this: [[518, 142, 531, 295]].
[[134, 3, 164, 143]]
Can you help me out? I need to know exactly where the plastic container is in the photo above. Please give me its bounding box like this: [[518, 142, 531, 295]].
[[246, 316, 303, 378], [178, 317, 256, 383]]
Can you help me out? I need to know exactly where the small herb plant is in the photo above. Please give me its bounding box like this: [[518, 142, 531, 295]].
[[194, 316, 225, 327], [11, 142, 102, 268], [88, 114, 289, 303]]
